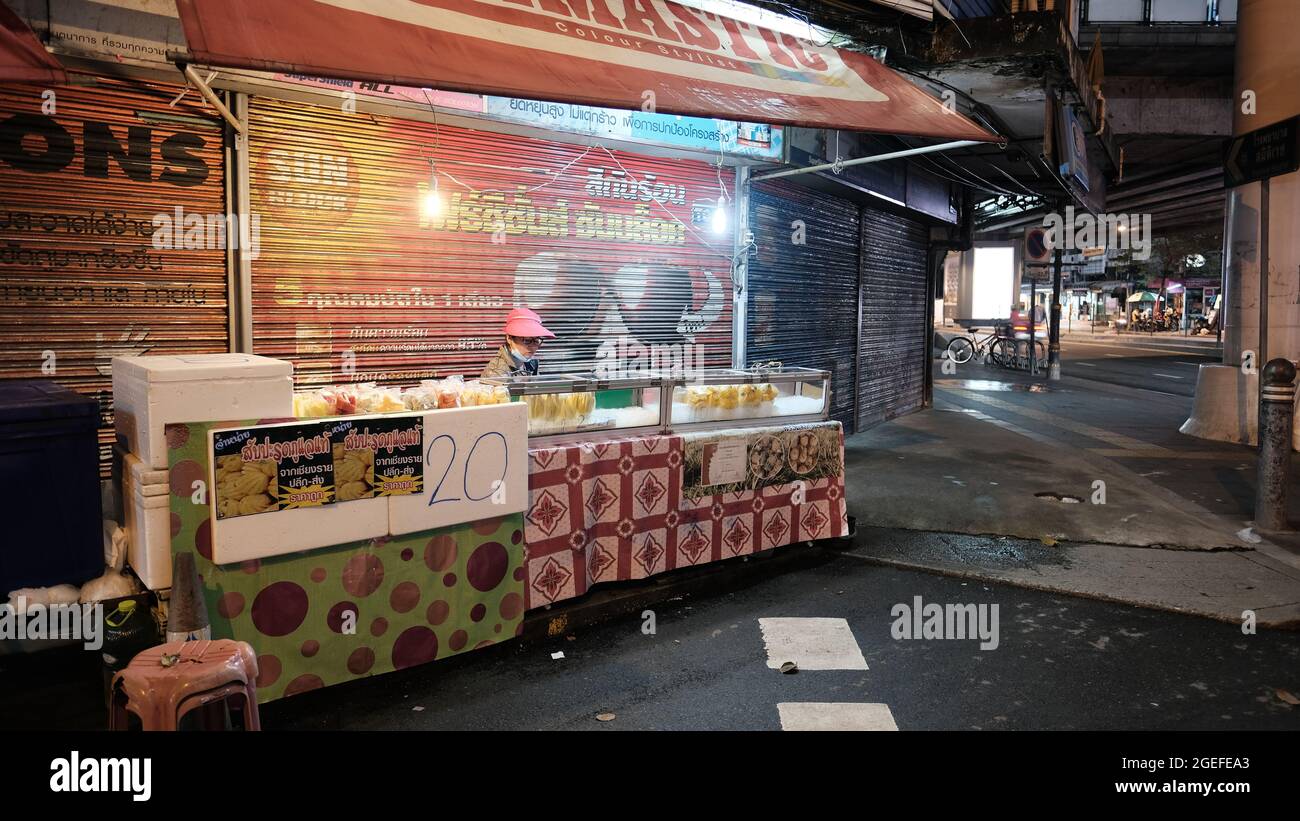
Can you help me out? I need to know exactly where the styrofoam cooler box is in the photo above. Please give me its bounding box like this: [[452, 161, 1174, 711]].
[[113, 354, 294, 469], [122, 452, 172, 590]]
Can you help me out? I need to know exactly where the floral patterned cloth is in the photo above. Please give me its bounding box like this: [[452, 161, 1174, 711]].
[[523, 422, 847, 608]]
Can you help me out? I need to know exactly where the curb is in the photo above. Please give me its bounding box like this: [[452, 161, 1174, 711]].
[[837, 549, 1300, 630]]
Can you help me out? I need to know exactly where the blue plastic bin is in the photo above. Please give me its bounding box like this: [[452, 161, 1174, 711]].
[[0, 381, 103, 594]]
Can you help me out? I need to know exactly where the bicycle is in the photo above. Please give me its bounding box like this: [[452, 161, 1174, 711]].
[[945, 327, 1017, 368], [1004, 336, 1048, 370]]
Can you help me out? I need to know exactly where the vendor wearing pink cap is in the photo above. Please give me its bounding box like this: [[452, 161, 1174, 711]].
[[480, 306, 556, 378]]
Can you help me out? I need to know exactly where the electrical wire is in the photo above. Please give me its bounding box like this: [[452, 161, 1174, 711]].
[[911, 151, 1022, 197], [930, 149, 1039, 197]]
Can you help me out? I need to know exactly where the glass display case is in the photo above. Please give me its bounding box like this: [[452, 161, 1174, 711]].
[[485, 367, 831, 441], [666, 367, 830, 430], [482, 372, 667, 440]]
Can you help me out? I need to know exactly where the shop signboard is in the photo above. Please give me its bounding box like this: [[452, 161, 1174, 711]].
[[482, 96, 782, 160], [173, 0, 995, 140], [249, 97, 735, 386]]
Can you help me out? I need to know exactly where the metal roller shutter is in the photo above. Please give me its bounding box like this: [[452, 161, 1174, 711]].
[[247, 97, 733, 387], [858, 206, 930, 429], [0, 76, 230, 474], [746, 179, 860, 432]]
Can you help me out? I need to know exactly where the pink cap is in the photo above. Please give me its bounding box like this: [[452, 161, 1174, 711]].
[[502, 306, 555, 338]]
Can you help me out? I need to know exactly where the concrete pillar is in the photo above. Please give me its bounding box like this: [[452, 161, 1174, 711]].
[[1183, 0, 1300, 448]]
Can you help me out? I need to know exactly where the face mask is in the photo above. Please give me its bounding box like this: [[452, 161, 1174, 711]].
[[507, 343, 537, 370]]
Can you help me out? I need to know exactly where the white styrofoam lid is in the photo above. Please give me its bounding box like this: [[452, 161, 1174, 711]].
[[112, 354, 293, 383]]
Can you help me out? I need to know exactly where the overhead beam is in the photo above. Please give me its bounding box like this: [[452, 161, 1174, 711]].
[[749, 140, 983, 183]]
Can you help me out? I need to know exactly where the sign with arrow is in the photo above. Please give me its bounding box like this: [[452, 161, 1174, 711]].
[[1224, 116, 1300, 187]]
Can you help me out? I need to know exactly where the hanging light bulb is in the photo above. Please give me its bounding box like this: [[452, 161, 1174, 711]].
[[710, 198, 728, 235], [420, 159, 443, 219], [710, 161, 729, 235]]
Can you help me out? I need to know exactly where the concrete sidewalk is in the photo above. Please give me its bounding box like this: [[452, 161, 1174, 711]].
[[845, 527, 1300, 629], [843, 385, 1300, 628], [846, 402, 1246, 550]]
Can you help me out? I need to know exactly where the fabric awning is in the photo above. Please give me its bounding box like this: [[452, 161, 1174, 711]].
[[173, 0, 997, 141], [0, 3, 67, 83]]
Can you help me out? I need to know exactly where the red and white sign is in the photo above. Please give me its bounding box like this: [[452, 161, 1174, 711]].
[[175, 0, 995, 139]]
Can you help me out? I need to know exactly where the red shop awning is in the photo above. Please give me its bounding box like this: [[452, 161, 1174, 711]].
[[0, 4, 67, 83], [173, 0, 997, 141]]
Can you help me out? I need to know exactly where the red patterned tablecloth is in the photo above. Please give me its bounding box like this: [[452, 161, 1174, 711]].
[[523, 422, 848, 609]]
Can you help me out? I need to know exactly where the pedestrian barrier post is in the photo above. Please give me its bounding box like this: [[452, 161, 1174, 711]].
[[1254, 358, 1296, 531]]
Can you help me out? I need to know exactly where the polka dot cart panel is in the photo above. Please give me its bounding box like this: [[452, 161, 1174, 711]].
[[167, 421, 525, 703]]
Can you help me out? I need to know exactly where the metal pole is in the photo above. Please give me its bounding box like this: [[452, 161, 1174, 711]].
[[1048, 248, 1062, 380], [749, 140, 982, 182], [1029, 274, 1038, 375], [1259, 177, 1270, 377], [180, 64, 245, 134], [731, 166, 751, 369], [232, 93, 253, 353], [1254, 358, 1295, 531]]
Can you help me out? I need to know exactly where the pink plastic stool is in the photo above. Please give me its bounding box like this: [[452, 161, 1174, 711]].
[[109, 639, 261, 731]]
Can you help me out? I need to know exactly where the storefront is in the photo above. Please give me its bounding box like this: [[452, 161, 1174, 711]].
[[246, 95, 736, 385], [746, 179, 860, 430], [746, 180, 940, 434], [0, 75, 230, 474], [1, 0, 995, 706]]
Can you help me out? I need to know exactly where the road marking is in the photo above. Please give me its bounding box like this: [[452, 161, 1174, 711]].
[[1104, 353, 1126, 358], [759, 618, 868, 671], [778, 702, 898, 731], [1177, 361, 1205, 367], [1075, 362, 1097, 367], [941, 389, 1173, 453], [1087, 448, 1243, 460], [1154, 373, 1183, 380]]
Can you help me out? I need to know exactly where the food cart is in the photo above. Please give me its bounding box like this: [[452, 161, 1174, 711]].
[[118, 354, 845, 701]]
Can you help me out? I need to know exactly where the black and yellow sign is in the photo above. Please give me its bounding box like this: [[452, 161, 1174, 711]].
[[213, 423, 335, 518]]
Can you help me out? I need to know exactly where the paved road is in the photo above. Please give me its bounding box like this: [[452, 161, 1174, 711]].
[[5, 550, 1296, 731], [1057, 338, 1217, 398], [250, 552, 1299, 731]]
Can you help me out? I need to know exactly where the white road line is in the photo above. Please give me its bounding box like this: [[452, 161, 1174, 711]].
[[778, 703, 899, 731], [944, 389, 1173, 453], [1177, 361, 1204, 366], [1075, 362, 1097, 367], [1153, 373, 1184, 379], [759, 617, 868, 671], [1104, 353, 1126, 358]]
